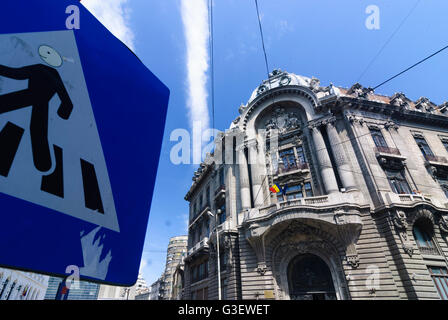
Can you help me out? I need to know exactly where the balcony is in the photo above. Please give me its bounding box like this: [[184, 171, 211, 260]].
[[246, 192, 363, 221], [418, 245, 440, 256], [187, 237, 209, 258], [424, 154, 448, 168], [277, 195, 329, 210], [380, 191, 433, 209], [275, 162, 309, 176], [374, 146, 406, 168], [374, 146, 401, 156]]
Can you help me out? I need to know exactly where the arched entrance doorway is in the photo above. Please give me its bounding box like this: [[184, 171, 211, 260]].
[[288, 253, 336, 300]]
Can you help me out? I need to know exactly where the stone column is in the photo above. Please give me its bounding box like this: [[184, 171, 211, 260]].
[[309, 125, 339, 194], [326, 120, 357, 191], [248, 141, 264, 207], [238, 146, 251, 210]]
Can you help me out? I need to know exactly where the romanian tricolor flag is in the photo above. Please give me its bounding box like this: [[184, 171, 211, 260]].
[[269, 184, 281, 193]]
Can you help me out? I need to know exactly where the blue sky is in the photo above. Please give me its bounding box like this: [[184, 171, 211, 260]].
[[82, 0, 448, 286]]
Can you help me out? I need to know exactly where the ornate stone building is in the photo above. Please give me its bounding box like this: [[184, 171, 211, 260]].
[[183, 69, 448, 300]]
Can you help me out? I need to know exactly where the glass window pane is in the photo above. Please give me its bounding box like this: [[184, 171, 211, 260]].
[[434, 277, 448, 300]]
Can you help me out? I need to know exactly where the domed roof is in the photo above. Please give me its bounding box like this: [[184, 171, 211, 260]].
[[245, 69, 319, 108]]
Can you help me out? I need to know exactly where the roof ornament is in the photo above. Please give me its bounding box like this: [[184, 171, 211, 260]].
[[390, 92, 408, 108], [438, 101, 448, 113], [415, 97, 433, 112], [347, 83, 373, 99], [309, 77, 320, 92]]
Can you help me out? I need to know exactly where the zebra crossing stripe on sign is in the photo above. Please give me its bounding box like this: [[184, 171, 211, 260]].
[[0, 30, 120, 232]]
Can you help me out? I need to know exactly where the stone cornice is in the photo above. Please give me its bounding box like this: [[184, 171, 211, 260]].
[[324, 96, 448, 127], [241, 202, 369, 229], [184, 163, 214, 201]]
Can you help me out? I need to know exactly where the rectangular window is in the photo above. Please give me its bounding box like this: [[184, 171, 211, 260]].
[[279, 148, 296, 169], [278, 182, 313, 200], [385, 169, 411, 194], [414, 136, 434, 157], [428, 267, 448, 300], [296, 146, 306, 164], [286, 184, 303, 200], [370, 128, 388, 148], [442, 139, 448, 153], [304, 182, 313, 197]]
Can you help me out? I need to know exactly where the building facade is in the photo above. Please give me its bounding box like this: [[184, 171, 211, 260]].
[[0, 267, 49, 300], [159, 235, 188, 300], [148, 277, 162, 300], [44, 276, 100, 300], [183, 69, 448, 300]]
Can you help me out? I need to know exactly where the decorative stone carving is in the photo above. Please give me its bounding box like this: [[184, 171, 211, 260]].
[[334, 217, 361, 269], [438, 215, 448, 234], [257, 84, 268, 96], [246, 227, 268, 275], [269, 69, 282, 78], [384, 120, 399, 130], [391, 210, 413, 257], [347, 83, 372, 99], [390, 92, 408, 108], [345, 113, 364, 126], [238, 104, 246, 114], [393, 209, 408, 232], [415, 97, 432, 112], [257, 263, 268, 275], [428, 165, 438, 180], [279, 75, 291, 86], [438, 101, 448, 113], [346, 254, 360, 268], [264, 107, 301, 134], [309, 77, 320, 91]]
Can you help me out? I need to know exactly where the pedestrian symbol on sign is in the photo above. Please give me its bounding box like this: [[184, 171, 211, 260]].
[[0, 30, 119, 232], [0, 45, 73, 173]]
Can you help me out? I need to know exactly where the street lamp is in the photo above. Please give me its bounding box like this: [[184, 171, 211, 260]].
[[208, 209, 222, 300]]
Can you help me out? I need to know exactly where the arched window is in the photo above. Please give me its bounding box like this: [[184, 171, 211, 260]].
[[288, 254, 336, 300], [413, 220, 439, 256]]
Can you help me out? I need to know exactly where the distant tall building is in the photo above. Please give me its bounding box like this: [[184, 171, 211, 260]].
[[160, 235, 188, 300], [97, 273, 148, 300], [0, 267, 49, 300], [135, 272, 149, 295], [97, 284, 133, 300], [44, 276, 99, 300]]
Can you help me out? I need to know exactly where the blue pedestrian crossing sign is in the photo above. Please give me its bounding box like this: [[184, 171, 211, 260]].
[[0, 1, 169, 286]]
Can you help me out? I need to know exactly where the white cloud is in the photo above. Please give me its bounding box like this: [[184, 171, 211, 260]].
[[180, 0, 211, 162], [81, 0, 135, 50], [139, 257, 148, 272]]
